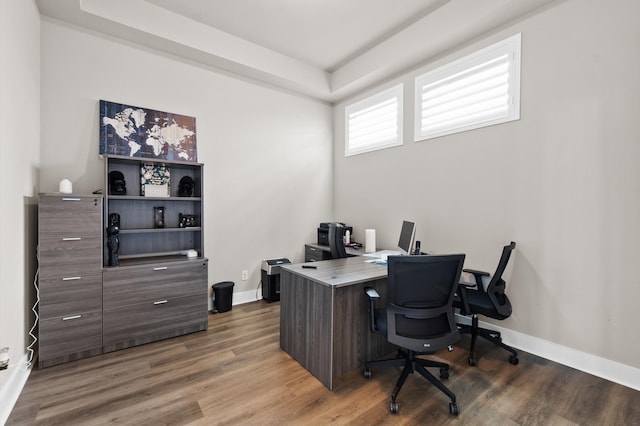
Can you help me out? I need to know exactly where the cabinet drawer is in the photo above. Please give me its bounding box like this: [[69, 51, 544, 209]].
[[39, 195, 102, 235], [38, 235, 102, 279], [103, 260, 208, 309], [39, 273, 102, 319], [103, 293, 208, 347], [39, 310, 102, 361], [305, 245, 332, 262]]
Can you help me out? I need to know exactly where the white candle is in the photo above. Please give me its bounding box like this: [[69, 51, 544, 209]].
[[365, 229, 376, 253]]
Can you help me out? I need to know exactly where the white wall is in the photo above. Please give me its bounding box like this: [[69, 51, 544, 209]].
[[39, 19, 333, 300], [0, 0, 41, 421], [334, 0, 640, 371]]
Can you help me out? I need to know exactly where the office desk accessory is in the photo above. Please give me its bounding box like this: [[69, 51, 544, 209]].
[[365, 228, 376, 252], [279, 257, 394, 390], [317, 222, 352, 246], [364, 254, 465, 415], [58, 178, 72, 193], [454, 241, 518, 366]]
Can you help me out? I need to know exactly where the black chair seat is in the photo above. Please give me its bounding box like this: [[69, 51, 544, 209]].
[[454, 291, 509, 320]]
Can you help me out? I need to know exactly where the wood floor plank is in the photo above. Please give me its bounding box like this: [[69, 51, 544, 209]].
[[7, 301, 640, 425]]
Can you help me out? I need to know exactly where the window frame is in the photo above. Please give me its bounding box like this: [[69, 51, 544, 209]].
[[414, 33, 521, 142], [345, 84, 404, 157]]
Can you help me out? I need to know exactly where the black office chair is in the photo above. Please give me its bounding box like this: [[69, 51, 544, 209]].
[[364, 254, 465, 415], [328, 222, 348, 259], [453, 241, 519, 366]]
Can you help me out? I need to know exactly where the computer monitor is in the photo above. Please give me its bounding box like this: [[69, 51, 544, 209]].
[[397, 220, 416, 255]]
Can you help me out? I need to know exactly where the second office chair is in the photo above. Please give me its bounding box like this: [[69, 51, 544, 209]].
[[454, 241, 519, 366]]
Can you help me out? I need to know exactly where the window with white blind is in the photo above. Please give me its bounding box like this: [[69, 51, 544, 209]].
[[345, 84, 403, 156], [414, 33, 521, 142]]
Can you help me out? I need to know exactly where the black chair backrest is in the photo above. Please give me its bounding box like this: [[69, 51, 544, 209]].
[[386, 254, 465, 353], [486, 241, 516, 317], [328, 223, 348, 259]]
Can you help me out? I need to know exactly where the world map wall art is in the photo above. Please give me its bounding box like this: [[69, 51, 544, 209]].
[[99, 100, 197, 162]]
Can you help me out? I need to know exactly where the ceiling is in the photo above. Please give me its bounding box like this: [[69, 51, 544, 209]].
[[147, 0, 446, 72], [35, 0, 561, 102]]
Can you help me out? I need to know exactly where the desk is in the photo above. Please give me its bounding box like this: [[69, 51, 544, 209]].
[[279, 256, 394, 390]]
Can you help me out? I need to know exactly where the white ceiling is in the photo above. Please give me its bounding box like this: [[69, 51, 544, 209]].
[[35, 0, 562, 102], [145, 0, 446, 72]]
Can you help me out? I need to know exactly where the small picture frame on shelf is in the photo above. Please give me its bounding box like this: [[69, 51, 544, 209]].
[[141, 163, 170, 197], [144, 184, 169, 198]]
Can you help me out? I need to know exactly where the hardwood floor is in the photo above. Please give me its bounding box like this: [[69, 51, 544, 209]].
[[8, 301, 640, 425]]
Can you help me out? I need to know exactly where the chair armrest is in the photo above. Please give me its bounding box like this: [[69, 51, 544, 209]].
[[364, 287, 380, 301], [463, 268, 490, 276], [364, 287, 380, 333]]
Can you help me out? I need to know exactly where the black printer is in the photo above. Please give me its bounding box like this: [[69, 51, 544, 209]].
[[317, 222, 353, 246]]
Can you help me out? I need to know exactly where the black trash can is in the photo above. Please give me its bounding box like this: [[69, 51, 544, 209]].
[[211, 281, 234, 313]]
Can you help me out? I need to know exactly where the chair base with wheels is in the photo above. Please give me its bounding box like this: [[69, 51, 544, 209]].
[[364, 347, 459, 415], [457, 314, 519, 366]]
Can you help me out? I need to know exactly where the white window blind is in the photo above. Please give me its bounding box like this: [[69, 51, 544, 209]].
[[415, 33, 521, 141], [345, 84, 403, 156]]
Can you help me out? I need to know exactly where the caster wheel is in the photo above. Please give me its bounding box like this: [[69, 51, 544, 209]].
[[390, 402, 398, 414], [449, 402, 459, 415], [509, 355, 519, 365], [439, 367, 449, 379], [363, 368, 372, 379], [468, 356, 477, 366]]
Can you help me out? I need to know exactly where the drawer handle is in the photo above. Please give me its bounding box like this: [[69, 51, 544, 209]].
[[62, 314, 82, 321], [153, 300, 168, 305], [62, 197, 82, 201], [62, 276, 82, 281], [153, 267, 168, 271], [62, 237, 82, 241]]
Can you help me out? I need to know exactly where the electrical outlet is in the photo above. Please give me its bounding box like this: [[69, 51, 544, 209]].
[[241, 270, 248, 281]]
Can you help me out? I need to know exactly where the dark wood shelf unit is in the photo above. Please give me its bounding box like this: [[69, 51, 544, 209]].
[[103, 155, 205, 266]]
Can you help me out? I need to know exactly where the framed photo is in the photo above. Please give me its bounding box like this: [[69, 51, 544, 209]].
[[141, 163, 170, 197], [99, 100, 197, 162]]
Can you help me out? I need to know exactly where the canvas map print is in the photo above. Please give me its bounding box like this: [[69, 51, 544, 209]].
[[100, 100, 197, 162]]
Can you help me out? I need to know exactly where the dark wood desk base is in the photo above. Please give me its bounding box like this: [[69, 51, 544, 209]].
[[280, 258, 394, 390]]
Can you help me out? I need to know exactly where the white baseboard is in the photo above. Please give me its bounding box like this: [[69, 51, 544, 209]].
[[0, 352, 33, 426], [462, 317, 640, 392], [233, 289, 265, 306]]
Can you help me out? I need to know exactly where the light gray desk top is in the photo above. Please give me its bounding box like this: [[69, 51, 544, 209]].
[[281, 256, 388, 288]]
